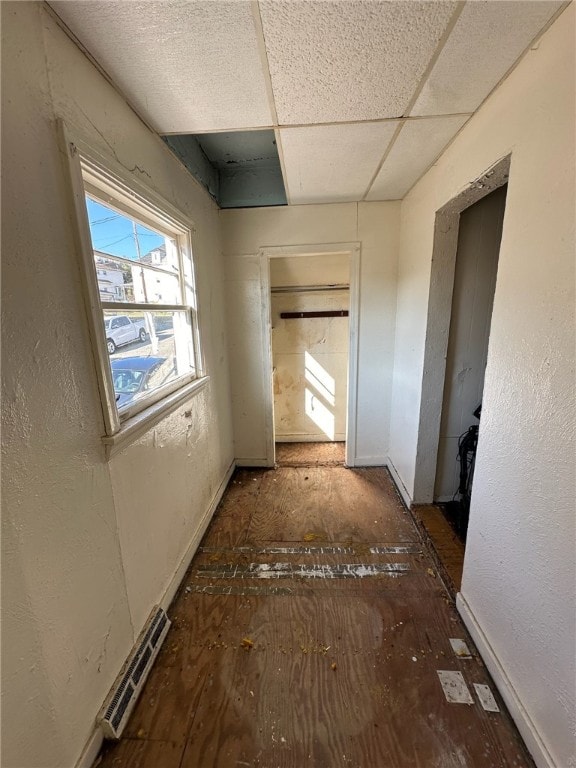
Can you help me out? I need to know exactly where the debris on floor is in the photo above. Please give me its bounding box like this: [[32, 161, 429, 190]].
[[450, 638, 472, 658], [96, 457, 533, 768], [437, 670, 474, 705], [474, 683, 500, 712]]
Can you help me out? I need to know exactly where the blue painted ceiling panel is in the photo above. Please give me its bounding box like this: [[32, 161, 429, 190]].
[[163, 129, 287, 208]]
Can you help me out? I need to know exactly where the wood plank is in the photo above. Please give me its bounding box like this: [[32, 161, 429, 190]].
[[179, 593, 531, 768], [97, 463, 534, 768], [412, 503, 465, 592], [275, 441, 345, 466], [121, 657, 204, 743], [246, 467, 417, 543], [97, 739, 183, 768], [211, 469, 267, 518]]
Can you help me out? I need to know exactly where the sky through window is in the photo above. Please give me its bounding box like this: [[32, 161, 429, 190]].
[[86, 198, 165, 261]]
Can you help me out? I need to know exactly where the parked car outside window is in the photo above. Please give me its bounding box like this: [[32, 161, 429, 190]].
[[111, 356, 170, 408]]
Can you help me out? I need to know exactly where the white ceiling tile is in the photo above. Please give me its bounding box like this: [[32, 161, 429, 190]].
[[280, 122, 398, 204], [410, 1, 564, 116], [50, 1, 273, 133], [366, 115, 469, 200], [259, 0, 457, 125]]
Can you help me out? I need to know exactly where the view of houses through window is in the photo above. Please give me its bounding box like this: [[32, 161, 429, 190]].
[[84, 194, 200, 420]]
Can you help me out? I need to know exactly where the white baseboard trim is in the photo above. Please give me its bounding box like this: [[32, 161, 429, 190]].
[[385, 456, 413, 509], [275, 435, 346, 443], [352, 455, 387, 467], [235, 458, 271, 467], [456, 593, 556, 768], [74, 725, 103, 768], [160, 458, 236, 611]]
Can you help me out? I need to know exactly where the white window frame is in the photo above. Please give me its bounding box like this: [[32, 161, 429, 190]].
[[61, 122, 208, 455]]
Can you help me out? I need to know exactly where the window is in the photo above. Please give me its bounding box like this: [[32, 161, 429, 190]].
[[64, 131, 205, 445]]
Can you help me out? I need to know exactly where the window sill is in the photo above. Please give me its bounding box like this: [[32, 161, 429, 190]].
[[102, 376, 210, 459]]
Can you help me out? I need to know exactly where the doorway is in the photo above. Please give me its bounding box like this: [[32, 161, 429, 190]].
[[410, 158, 510, 585], [435, 185, 508, 540], [259, 244, 360, 468], [412, 155, 511, 505]]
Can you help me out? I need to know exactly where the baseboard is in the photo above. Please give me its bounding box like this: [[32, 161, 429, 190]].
[[235, 458, 271, 467], [160, 458, 236, 611], [74, 725, 103, 768], [385, 456, 413, 509], [275, 435, 346, 443], [352, 455, 387, 467], [456, 593, 556, 768]]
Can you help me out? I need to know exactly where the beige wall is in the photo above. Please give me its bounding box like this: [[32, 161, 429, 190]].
[[272, 291, 349, 443], [1, 4, 233, 767], [269, 253, 350, 287], [3, 3, 573, 768], [220, 202, 401, 465], [388, 6, 575, 766], [271, 254, 350, 442]]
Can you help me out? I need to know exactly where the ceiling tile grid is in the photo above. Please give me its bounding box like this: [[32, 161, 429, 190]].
[[48, 0, 568, 205], [259, 0, 458, 125], [50, 0, 273, 133], [366, 115, 469, 200], [410, 0, 565, 117], [280, 121, 399, 204]]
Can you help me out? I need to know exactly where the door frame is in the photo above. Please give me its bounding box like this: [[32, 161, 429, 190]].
[[412, 155, 511, 503], [258, 242, 361, 468]]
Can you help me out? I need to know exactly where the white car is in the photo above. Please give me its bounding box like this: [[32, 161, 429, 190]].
[[104, 315, 148, 354]]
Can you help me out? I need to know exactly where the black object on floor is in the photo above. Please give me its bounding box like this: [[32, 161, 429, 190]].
[[440, 500, 469, 542]]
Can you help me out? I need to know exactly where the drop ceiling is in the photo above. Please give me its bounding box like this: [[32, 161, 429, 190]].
[[50, 0, 564, 206]]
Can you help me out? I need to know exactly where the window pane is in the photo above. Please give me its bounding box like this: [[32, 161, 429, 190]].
[[131, 264, 181, 305], [86, 196, 183, 306], [104, 309, 196, 412]]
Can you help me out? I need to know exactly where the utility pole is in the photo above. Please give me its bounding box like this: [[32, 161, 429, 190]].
[[133, 221, 149, 302]]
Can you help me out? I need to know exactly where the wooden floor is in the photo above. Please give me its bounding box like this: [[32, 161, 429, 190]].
[[411, 504, 465, 593], [97, 451, 532, 768], [275, 441, 345, 467]]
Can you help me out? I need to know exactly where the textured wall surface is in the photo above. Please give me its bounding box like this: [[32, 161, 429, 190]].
[[1, 4, 233, 767], [4, 3, 573, 767], [388, 7, 575, 766], [221, 201, 401, 465]]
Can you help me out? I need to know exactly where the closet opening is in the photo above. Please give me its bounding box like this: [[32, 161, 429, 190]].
[[435, 184, 508, 543], [259, 244, 360, 469]]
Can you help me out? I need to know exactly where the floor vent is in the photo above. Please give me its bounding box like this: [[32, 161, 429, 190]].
[[98, 605, 171, 739]]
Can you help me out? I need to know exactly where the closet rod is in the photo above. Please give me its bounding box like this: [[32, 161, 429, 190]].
[[271, 283, 349, 294], [280, 310, 349, 319]]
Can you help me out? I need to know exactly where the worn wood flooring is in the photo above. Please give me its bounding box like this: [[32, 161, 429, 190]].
[[97, 451, 532, 768], [411, 505, 465, 593], [275, 442, 345, 467]]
